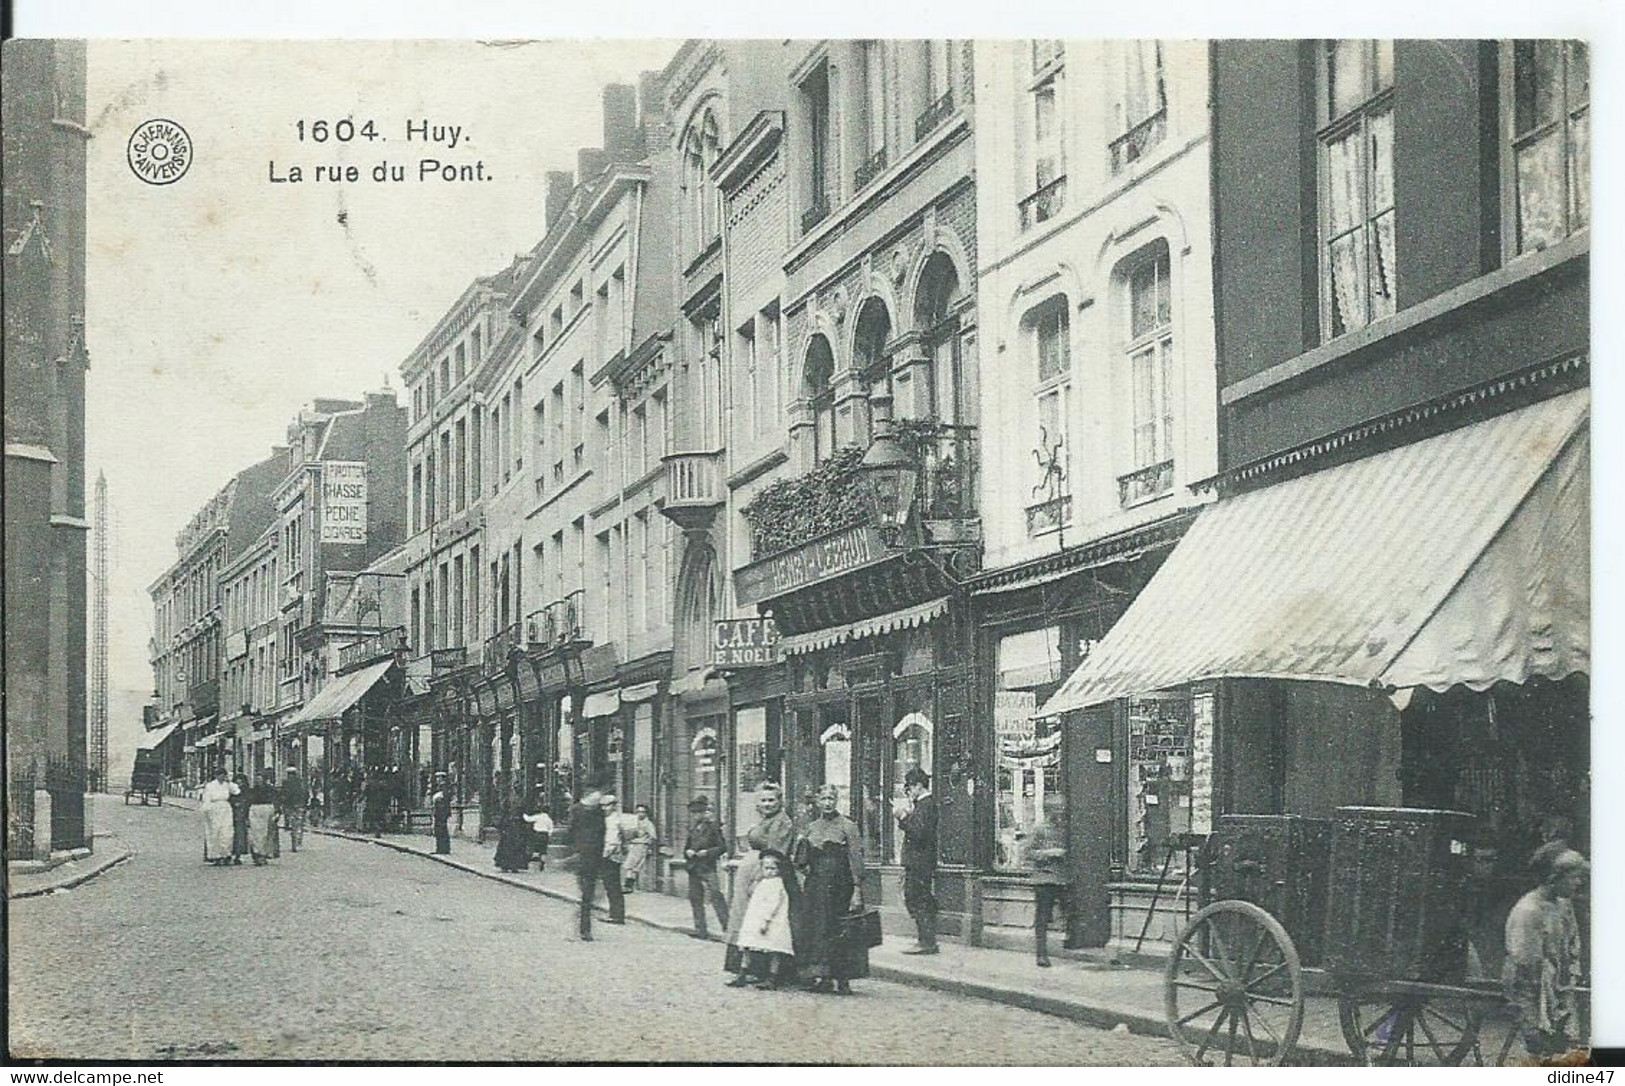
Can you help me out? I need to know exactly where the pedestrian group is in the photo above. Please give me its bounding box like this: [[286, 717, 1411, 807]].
[[199, 764, 308, 867]]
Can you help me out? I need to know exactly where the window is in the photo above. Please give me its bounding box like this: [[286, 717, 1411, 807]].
[[1318, 39, 1396, 339], [511, 379, 524, 474], [736, 318, 758, 448], [801, 61, 833, 229], [683, 111, 722, 255], [468, 545, 480, 644], [1505, 41, 1589, 254], [759, 303, 782, 439], [411, 463, 423, 533], [486, 405, 499, 494], [454, 419, 468, 512], [1109, 41, 1167, 172], [571, 362, 585, 466], [469, 407, 482, 496], [454, 343, 466, 383], [857, 41, 888, 186], [805, 334, 837, 463], [426, 370, 436, 407], [917, 40, 958, 141], [439, 356, 451, 391], [595, 531, 612, 646], [550, 306, 564, 336], [471, 326, 483, 364], [1023, 48, 1066, 230], [551, 381, 567, 481], [1126, 690, 1209, 877], [424, 450, 437, 524], [595, 409, 612, 478], [532, 402, 546, 489], [1123, 244, 1175, 504], [531, 327, 545, 361], [1027, 296, 1071, 526], [451, 555, 465, 647], [633, 511, 650, 632], [994, 628, 1065, 871], [570, 280, 584, 314]]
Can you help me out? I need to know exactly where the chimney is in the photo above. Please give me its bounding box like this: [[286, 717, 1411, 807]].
[[637, 70, 666, 132], [577, 147, 607, 184], [602, 83, 639, 157], [545, 170, 574, 229]]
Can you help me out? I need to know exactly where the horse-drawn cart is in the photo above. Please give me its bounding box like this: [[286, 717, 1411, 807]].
[[1163, 807, 1534, 1066], [124, 748, 166, 806]]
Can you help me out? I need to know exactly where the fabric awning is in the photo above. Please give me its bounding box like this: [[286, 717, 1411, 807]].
[[780, 596, 952, 656], [1039, 390, 1589, 715], [195, 733, 219, 749], [620, 681, 662, 703], [583, 690, 621, 718], [137, 721, 181, 750], [284, 658, 395, 727]]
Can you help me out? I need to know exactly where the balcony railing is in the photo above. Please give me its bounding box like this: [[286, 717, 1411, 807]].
[[525, 590, 586, 650], [1026, 494, 1073, 536], [1119, 459, 1175, 506], [337, 626, 406, 672], [483, 622, 523, 675], [801, 195, 831, 235], [1109, 109, 1167, 174], [915, 89, 956, 142], [854, 145, 888, 190], [1019, 175, 1068, 232], [905, 421, 980, 525], [661, 450, 724, 531]]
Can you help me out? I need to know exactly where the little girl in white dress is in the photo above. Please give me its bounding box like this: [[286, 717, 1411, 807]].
[[735, 852, 795, 989]]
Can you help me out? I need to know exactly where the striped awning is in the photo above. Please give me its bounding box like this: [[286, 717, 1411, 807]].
[[284, 658, 395, 727], [780, 596, 952, 657], [138, 721, 181, 751], [1039, 390, 1589, 715]]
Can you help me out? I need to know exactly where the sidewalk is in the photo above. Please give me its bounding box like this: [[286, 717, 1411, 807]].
[[315, 822, 1521, 1065], [7, 845, 134, 899]]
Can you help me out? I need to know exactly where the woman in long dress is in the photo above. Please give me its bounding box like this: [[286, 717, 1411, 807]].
[[246, 769, 279, 865], [725, 784, 800, 979], [796, 783, 868, 995], [229, 773, 252, 865], [621, 804, 658, 892], [1505, 844, 1589, 1058], [200, 767, 239, 866]]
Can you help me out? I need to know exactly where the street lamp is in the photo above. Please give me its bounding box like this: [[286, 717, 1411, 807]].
[[857, 394, 918, 547]]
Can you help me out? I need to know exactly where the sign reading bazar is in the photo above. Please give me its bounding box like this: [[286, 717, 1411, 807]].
[[713, 617, 781, 667], [734, 523, 888, 607], [320, 461, 368, 544]]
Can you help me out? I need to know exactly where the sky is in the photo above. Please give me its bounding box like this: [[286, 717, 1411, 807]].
[[86, 40, 679, 770]]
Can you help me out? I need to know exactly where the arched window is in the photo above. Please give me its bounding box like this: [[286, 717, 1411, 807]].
[[852, 298, 893, 398], [913, 252, 967, 423], [675, 542, 719, 675], [1116, 239, 1175, 505], [803, 334, 837, 462], [683, 110, 722, 258]]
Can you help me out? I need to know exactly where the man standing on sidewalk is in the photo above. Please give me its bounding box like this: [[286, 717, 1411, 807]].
[[430, 772, 452, 855], [567, 785, 610, 940], [682, 795, 729, 940], [279, 767, 309, 852], [895, 767, 939, 955]]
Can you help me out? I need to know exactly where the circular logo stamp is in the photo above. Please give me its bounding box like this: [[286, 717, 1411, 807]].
[[127, 119, 193, 185]]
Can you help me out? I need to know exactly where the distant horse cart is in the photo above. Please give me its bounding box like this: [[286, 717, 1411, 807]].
[[124, 748, 166, 806], [1162, 807, 1586, 1066]]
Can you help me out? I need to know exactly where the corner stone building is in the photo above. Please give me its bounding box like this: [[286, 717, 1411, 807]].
[[4, 40, 92, 859]]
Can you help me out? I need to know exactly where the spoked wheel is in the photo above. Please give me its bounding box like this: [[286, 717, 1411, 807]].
[[1339, 987, 1485, 1066], [1164, 899, 1304, 1066]]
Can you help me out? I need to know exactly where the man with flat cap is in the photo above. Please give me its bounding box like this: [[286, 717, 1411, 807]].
[[682, 794, 730, 939], [894, 766, 940, 954]]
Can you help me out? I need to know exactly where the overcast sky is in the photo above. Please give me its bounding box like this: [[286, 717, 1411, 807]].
[[86, 40, 678, 765]]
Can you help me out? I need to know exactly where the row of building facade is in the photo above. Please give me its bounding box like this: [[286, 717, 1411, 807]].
[[146, 39, 1589, 958]]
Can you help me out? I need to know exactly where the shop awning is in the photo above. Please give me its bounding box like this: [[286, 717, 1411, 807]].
[[779, 596, 952, 656], [583, 690, 621, 718], [1039, 390, 1589, 715], [137, 721, 181, 750], [621, 681, 662, 703], [195, 733, 219, 749], [284, 658, 395, 727]]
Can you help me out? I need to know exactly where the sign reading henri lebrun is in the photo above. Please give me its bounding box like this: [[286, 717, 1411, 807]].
[[320, 462, 368, 544], [713, 617, 781, 667]]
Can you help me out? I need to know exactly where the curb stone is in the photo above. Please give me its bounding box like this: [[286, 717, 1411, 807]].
[[8, 848, 135, 899]]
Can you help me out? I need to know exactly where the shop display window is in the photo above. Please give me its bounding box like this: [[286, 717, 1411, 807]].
[[887, 687, 934, 864], [994, 627, 1065, 872], [732, 705, 771, 847], [1126, 689, 1203, 876]]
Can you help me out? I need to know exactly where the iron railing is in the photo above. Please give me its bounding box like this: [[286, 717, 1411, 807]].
[[483, 623, 523, 675], [1019, 175, 1068, 231], [916, 89, 956, 142], [526, 590, 586, 650], [854, 145, 889, 190], [1118, 459, 1174, 506], [1026, 494, 1073, 536], [800, 195, 831, 234], [337, 626, 406, 671], [912, 422, 980, 523], [1109, 109, 1167, 174]]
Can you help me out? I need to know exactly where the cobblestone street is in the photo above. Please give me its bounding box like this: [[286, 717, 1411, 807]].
[[8, 797, 1185, 1064]]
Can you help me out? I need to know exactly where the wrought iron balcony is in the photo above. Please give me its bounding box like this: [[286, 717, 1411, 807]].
[[800, 195, 831, 235], [1026, 494, 1073, 536], [337, 625, 406, 672], [854, 146, 888, 190], [525, 591, 587, 651], [660, 449, 724, 532], [483, 622, 523, 675], [1119, 459, 1175, 506], [1109, 109, 1167, 174], [1019, 175, 1068, 232], [904, 420, 980, 526], [915, 89, 955, 142]]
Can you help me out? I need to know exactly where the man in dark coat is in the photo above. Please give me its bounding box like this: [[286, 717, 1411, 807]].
[[895, 767, 939, 954], [279, 767, 309, 852], [567, 785, 620, 940], [682, 795, 730, 939], [362, 769, 389, 837], [430, 772, 452, 855]]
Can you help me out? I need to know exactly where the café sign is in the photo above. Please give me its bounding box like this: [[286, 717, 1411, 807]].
[[733, 523, 888, 607], [713, 617, 781, 668]]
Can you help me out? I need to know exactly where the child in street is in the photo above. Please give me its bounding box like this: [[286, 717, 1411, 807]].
[[732, 851, 795, 990]]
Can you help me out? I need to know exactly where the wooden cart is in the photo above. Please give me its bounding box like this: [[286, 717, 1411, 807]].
[[124, 748, 166, 806], [1162, 807, 1523, 1066]]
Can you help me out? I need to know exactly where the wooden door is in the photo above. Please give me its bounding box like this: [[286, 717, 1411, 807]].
[[1064, 703, 1117, 947]]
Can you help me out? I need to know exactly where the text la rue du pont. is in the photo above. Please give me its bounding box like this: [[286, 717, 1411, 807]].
[[268, 118, 490, 184]]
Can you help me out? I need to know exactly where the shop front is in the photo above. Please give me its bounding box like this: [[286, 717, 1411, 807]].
[[736, 521, 975, 935], [1039, 390, 1591, 964]]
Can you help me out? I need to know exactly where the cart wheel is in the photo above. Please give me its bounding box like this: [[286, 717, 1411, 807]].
[[1165, 899, 1304, 1066], [1339, 988, 1484, 1066]]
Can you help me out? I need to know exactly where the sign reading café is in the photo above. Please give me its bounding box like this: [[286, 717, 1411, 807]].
[[733, 523, 888, 607], [713, 617, 781, 667]]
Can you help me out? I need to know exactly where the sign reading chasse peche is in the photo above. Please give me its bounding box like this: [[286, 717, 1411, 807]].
[[733, 523, 887, 607], [320, 461, 368, 544], [713, 617, 781, 667]]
